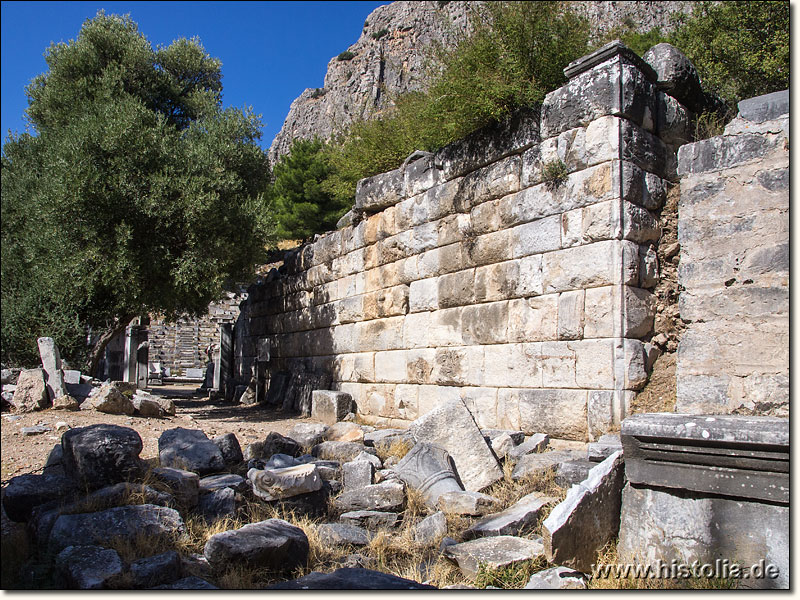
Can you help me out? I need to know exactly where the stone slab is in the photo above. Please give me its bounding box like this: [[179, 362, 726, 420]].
[[444, 535, 545, 580], [464, 492, 558, 540]]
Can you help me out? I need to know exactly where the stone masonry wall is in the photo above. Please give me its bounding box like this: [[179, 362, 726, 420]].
[[239, 42, 693, 441], [675, 90, 789, 416]]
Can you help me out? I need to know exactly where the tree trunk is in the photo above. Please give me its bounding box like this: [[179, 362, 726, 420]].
[[86, 314, 137, 378]]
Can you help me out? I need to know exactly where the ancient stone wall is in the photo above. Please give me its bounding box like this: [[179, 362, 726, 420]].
[[675, 90, 789, 416], [240, 42, 693, 441], [148, 292, 243, 375]]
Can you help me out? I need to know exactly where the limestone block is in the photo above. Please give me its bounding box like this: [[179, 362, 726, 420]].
[[510, 215, 561, 258], [620, 118, 673, 178], [362, 384, 398, 419], [515, 255, 544, 297], [424, 177, 462, 222], [10, 368, 49, 412], [394, 384, 420, 421], [483, 343, 542, 389], [311, 390, 354, 425], [455, 155, 521, 209], [355, 167, 405, 214], [461, 302, 509, 345], [404, 151, 441, 197], [436, 214, 470, 247], [508, 296, 558, 343], [410, 221, 439, 254], [402, 311, 431, 348], [357, 317, 404, 352], [417, 247, 442, 279], [539, 341, 576, 388], [374, 350, 408, 383], [395, 256, 420, 285], [438, 269, 475, 309], [475, 260, 520, 303], [543, 451, 625, 572], [432, 347, 483, 387], [542, 240, 638, 294], [466, 229, 511, 267], [657, 91, 694, 148], [557, 290, 584, 341], [470, 198, 502, 235], [501, 389, 588, 441], [336, 295, 364, 324], [405, 349, 435, 384], [416, 385, 461, 418], [37, 337, 68, 402], [331, 323, 358, 354], [377, 231, 413, 265], [560, 209, 582, 247], [408, 397, 503, 491], [624, 339, 648, 390], [365, 285, 409, 320], [395, 193, 430, 231], [642, 43, 704, 112], [459, 387, 498, 431], [638, 244, 659, 289], [445, 536, 545, 581], [409, 278, 439, 313], [438, 490, 500, 516], [465, 492, 558, 539]]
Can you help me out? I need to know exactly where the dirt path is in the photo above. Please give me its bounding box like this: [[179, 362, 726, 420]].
[[1, 384, 315, 484]]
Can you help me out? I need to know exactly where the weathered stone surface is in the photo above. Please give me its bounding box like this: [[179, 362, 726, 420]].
[[132, 390, 175, 417], [312, 440, 376, 462], [159, 428, 225, 475], [355, 167, 405, 213], [512, 449, 585, 481], [152, 467, 200, 508], [334, 481, 405, 512], [198, 487, 238, 521], [325, 421, 364, 443], [677, 131, 780, 175], [55, 545, 124, 589], [80, 482, 172, 511], [642, 43, 704, 112], [249, 464, 322, 501], [246, 431, 305, 461], [464, 492, 558, 540], [445, 535, 545, 580], [204, 518, 309, 572], [81, 383, 135, 415], [737, 89, 789, 124], [10, 368, 49, 412], [543, 451, 625, 571], [524, 566, 587, 589], [438, 491, 500, 516], [508, 433, 550, 459], [482, 429, 525, 446], [340, 510, 400, 530], [555, 460, 596, 488], [408, 398, 502, 491], [588, 433, 622, 462], [52, 394, 80, 410], [62, 424, 145, 489], [151, 576, 218, 590], [318, 522, 372, 547], [2, 472, 76, 522], [37, 337, 68, 401], [343, 459, 374, 491], [394, 442, 462, 507], [413, 510, 447, 546], [199, 473, 248, 494], [269, 567, 435, 590], [287, 422, 329, 448], [49, 504, 185, 553], [312, 390, 354, 425], [129, 550, 182, 588], [212, 432, 243, 466], [490, 432, 515, 460]]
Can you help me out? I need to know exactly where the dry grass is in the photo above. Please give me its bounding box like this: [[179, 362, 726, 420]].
[[375, 438, 413, 463], [474, 554, 549, 589]]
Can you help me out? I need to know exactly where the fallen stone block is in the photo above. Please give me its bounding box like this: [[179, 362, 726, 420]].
[[129, 550, 182, 589], [508, 433, 550, 459], [248, 464, 322, 501], [394, 442, 463, 508], [245, 431, 305, 460], [339, 510, 400, 530], [132, 391, 175, 417], [511, 449, 584, 480], [152, 467, 200, 508], [312, 440, 376, 462], [438, 490, 501, 516], [212, 432, 243, 466], [81, 383, 135, 416], [62, 369, 82, 385], [37, 337, 68, 402], [409, 399, 503, 491], [363, 428, 411, 451], [10, 368, 49, 412], [203, 518, 309, 572], [287, 422, 328, 448], [444, 535, 545, 580], [325, 421, 364, 443], [464, 492, 559, 540], [555, 459, 596, 488], [524, 565, 587, 589], [198, 487, 238, 521], [542, 451, 625, 572], [481, 429, 526, 446], [334, 481, 405, 512], [49, 504, 186, 553], [342, 460, 374, 491], [413, 511, 447, 547], [55, 545, 124, 589], [311, 390, 354, 425], [318, 522, 372, 547], [62, 424, 146, 489], [2, 472, 76, 522], [159, 428, 226, 475], [199, 473, 248, 494], [489, 433, 515, 460], [52, 395, 80, 411], [268, 568, 436, 590], [587, 433, 622, 462]]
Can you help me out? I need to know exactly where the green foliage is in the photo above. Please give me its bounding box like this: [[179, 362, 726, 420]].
[[542, 159, 568, 190], [598, 25, 669, 57], [669, 0, 789, 105], [337, 50, 355, 61], [371, 28, 389, 40], [1, 12, 272, 367], [270, 139, 350, 241], [321, 1, 589, 206]]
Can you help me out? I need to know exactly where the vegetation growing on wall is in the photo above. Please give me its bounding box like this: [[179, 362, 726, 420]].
[[1, 12, 273, 368]]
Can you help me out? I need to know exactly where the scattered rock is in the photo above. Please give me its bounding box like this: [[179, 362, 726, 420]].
[[444, 535, 545, 580], [508, 433, 550, 459], [10, 368, 49, 412], [464, 492, 558, 540], [80, 383, 135, 415], [342, 460, 374, 491], [268, 568, 436, 590], [199, 473, 248, 494], [245, 431, 305, 460], [339, 510, 400, 530], [413, 511, 447, 547], [318, 522, 372, 547], [363, 428, 411, 451], [587, 433, 622, 462], [54, 545, 124, 589], [409, 398, 503, 491], [311, 390, 354, 425], [482, 429, 525, 445], [37, 337, 68, 402], [61, 424, 145, 489], [287, 422, 328, 448], [325, 421, 364, 443], [52, 395, 80, 411], [394, 442, 463, 508], [2, 472, 76, 522], [524, 565, 587, 589], [511, 450, 584, 480], [555, 460, 596, 488], [211, 432, 244, 466], [152, 467, 200, 508], [21, 424, 53, 436], [198, 487, 238, 521], [543, 451, 625, 572], [132, 391, 175, 417], [490, 432, 515, 459], [158, 428, 225, 475], [203, 518, 309, 572], [438, 490, 500, 516], [312, 440, 377, 462], [129, 550, 182, 588], [49, 504, 186, 553], [248, 464, 322, 501], [334, 481, 405, 513]]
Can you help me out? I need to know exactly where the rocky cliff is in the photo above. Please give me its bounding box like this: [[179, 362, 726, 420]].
[[269, 1, 696, 164]]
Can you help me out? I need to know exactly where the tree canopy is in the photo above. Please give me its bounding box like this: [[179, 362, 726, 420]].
[[1, 12, 273, 368]]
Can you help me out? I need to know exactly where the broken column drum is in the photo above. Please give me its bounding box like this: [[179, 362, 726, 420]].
[[394, 442, 463, 507]]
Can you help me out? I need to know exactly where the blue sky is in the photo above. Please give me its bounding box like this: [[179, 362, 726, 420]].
[[1, 1, 387, 150]]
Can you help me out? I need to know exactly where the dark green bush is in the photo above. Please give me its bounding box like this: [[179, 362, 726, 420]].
[[371, 28, 389, 40], [337, 50, 355, 61]]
